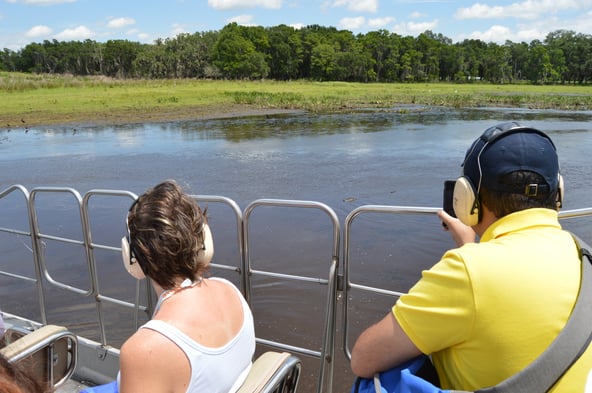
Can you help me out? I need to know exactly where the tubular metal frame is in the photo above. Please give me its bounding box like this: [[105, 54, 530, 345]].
[[1, 184, 591, 393]]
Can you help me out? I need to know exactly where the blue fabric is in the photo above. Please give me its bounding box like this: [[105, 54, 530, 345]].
[[80, 381, 118, 393], [351, 356, 450, 393]]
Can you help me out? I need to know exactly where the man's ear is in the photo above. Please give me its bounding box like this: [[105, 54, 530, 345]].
[[474, 202, 498, 235]]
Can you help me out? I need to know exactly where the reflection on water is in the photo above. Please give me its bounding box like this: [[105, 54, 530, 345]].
[[3, 107, 591, 213], [1, 107, 592, 392]]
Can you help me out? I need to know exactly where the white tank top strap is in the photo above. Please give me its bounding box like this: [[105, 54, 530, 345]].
[[208, 277, 244, 296]]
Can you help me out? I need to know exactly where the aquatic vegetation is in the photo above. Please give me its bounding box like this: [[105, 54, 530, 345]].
[[1, 73, 591, 127]]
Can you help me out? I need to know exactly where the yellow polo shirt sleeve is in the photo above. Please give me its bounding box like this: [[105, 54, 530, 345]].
[[393, 249, 475, 355]]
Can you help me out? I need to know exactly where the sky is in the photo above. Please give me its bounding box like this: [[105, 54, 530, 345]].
[[1, 0, 591, 51]]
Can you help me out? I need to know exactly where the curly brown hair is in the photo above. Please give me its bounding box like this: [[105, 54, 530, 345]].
[[0, 353, 53, 393], [127, 180, 209, 289]]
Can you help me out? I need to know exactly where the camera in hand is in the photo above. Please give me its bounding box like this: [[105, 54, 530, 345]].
[[443, 180, 456, 218]]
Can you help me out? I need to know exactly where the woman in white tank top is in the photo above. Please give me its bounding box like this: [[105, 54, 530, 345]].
[[119, 180, 255, 393]]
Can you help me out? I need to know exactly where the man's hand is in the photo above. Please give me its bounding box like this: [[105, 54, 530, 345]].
[[438, 210, 476, 247]]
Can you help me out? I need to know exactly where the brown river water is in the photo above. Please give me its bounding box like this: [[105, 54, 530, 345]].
[[1, 106, 591, 392]]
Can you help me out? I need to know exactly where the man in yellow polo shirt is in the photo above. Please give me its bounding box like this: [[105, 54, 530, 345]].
[[351, 122, 591, 392]]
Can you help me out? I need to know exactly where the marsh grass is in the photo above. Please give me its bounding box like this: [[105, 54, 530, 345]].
[[1, 72, 591, 126]]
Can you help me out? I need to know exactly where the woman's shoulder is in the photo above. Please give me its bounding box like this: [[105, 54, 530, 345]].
[[120, 323, 190, 392], [122, 326, 188, 372], [122, 323, 184, 360]]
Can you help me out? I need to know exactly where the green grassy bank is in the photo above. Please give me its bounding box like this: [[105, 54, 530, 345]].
[[1, 72, 591, 127]]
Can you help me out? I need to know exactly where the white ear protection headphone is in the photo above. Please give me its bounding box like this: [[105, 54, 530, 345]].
[[453, 176, 481, 227], [121, 232, 146, 280], [452, 123, 564, 227], [121, 222, 215, 280], [197, 224, 215, 266]]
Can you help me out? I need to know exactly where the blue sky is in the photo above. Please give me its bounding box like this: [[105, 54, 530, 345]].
[[1, 0, 591, 51]]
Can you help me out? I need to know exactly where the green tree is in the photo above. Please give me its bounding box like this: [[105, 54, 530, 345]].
[[415, 31, 444, 81], [161, 32, 217, 78], [332, 41, 373, 82], [310, 43, 336, 80], [103, 39, 141, 78], [17, 42, 46, 73], [456, 39, 487, 81], [266, 25, 303, 80], [359, 29, 401, 82], [399, 36, 423, 81], [0, 49, 18, 71], [298, 25, 340, 79], [545, 30, 592, 84], [133, 40, 168, 78], [506, 41, 529, 82], [4, 22, 592, 85], [212, 23, 269, 79], [525, 40, 556, 83], [482, 42, 511, 83]]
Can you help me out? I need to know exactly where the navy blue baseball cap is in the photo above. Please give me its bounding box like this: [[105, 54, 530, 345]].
[[462, 122, 560, 196]]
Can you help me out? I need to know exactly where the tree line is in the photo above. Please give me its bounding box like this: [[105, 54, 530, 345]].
[[1, 23, 591, 84]]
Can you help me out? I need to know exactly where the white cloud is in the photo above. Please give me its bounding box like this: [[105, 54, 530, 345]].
[[514, 28, 544, 42], [25, 25, 52, 38], [462, 23, 547, 44], [368, 17, 395, 28], [567, 11, 592, 34], [392, 20, 439, 36], [331, 0, 378, 13], [466, 24, 513, 42], [458, 8, 592, 44], [228, 14, 255, 25], [170, 23, 189, 36], [208, 0, 282, 10], [289, 23, 305, 30], [455, 0, 592, 20], [6, 0, 76, 4], [107, 17, 136, 29], [339, 16, 366, 30], [338, 15, 394, 31], [54, 25, 94, 41], [409, 11, 425, 19]]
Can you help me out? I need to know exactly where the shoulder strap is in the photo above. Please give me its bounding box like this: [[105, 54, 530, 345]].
[[474, 233, 592, 393]]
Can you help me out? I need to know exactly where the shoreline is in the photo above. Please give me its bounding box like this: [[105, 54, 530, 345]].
[[7, 105, 308, 129], [5, 101, 592, 130]]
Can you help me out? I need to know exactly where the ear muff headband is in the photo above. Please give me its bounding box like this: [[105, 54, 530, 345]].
[[452, 126, 511, 226], [121, 235, 146, 280], [121, 198, 145, 279], [452, 123, 561, 226], [197, 224, 214, 265], [452, 134, 494, 226], [557, 173, 564, 209]]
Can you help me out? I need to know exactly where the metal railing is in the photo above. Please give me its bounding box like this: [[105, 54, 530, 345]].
[[243, 199, 340, 393], [1, 184, 591, 393]]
